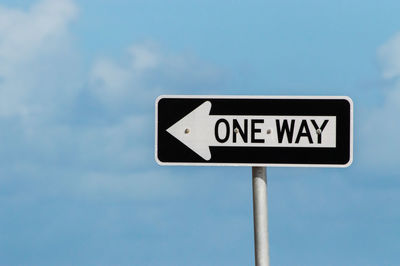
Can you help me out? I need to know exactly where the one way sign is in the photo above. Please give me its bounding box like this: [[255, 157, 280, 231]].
[[155, 95, 353, 167]]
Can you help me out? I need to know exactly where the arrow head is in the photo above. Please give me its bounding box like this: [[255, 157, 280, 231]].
[[166, 101, 213, 161]]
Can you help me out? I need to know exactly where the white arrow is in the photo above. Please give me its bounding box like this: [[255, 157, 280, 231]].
[[166, 101, 214, 160], [167, 101, 336, 161]]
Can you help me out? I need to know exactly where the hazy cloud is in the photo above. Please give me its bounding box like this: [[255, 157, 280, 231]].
[[0, 0, 224, 202], [89, 43, 223, 112], [0, 0, 80, 118], [360, 32, 400, 169], [377, 32, 400, 80]]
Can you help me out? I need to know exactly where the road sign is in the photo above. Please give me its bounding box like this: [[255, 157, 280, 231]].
[[155, 95, 353, 167]]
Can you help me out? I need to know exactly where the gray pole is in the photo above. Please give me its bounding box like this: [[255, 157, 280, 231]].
[[252, 166, 270, 266]]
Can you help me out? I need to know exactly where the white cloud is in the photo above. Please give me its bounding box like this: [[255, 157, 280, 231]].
[[129, 44, 160, 71], [0, 0, 77, 61], [88, 44, 164, 110], [0, 0, 225, 202], [360, 32, 400, 169], [377, 32, 400, 80], [0, 0, 80, 118], [89, 43, 223, 111]]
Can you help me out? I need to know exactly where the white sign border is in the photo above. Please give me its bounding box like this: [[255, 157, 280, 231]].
[[155, 95, 353, 168]]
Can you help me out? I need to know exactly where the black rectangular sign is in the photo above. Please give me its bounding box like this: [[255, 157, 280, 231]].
[[155, 95, 353, 167]]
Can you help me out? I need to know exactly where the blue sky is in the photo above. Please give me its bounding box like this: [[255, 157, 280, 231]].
[[0, 0, 400, 265]]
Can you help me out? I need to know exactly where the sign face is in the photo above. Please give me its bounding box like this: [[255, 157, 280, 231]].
[[155, 95, 353, 167]]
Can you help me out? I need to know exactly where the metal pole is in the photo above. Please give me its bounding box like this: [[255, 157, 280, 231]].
[[252, 166, 270, 266]]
